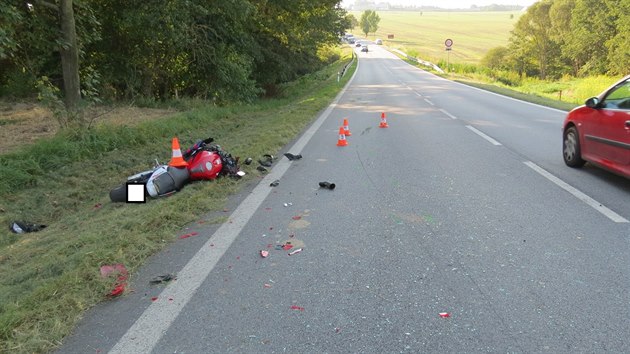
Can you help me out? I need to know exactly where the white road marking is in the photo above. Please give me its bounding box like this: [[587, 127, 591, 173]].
[[108, 60, 360, 354], [415, 92, 423, 98], [424, 98, 434, 106], [439, 109, 457, 120], [466, 125, 502, 146], [524, 161, 629, 223]]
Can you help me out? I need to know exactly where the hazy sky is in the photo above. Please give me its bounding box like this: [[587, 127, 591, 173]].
[[341, 0, 537, 9]]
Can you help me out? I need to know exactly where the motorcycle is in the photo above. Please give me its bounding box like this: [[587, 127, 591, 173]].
[[109, 137, 243, 202]]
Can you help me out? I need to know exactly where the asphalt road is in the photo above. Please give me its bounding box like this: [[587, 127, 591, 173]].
[[59, 44, 630, 353]]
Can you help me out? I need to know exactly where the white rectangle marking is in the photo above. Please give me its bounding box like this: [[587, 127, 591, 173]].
[[524, 161, 628, 223], [439, 109, 457, 120], [466, 125, 502, 146]]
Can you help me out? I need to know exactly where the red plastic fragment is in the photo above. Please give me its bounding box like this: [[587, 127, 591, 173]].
[[151, 297, 158, 302], [260, 250, 269, 258], [109, 283, 126, 297], [439, 312, 450, 318], [290, 305, 305, 311], [179, 232, 199, 239], [264, 283, 272, 288], [282, 244, 293, 250], [292, 216, 301, 220]]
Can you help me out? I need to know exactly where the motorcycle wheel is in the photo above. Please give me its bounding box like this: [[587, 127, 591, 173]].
[[109, 184, 127, 203]]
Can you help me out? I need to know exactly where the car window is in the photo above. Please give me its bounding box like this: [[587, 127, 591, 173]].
[[602, 80, 630, 109]]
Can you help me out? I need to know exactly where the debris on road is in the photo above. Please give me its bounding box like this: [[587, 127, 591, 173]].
[[290, 305, 305, 311], [284, 153, 302, 161], [292, 215, 301, 220], [179, 232, 199, 239], [150, 274, 176, 284], [260, 250, 269, 258], [288, 248, 303, 256], [270, 180, 280, 187], [244, 157, 253, 165], [283, 202, 293, 207], [439, 312, 450, 318], [257, 166, 268, 173], [318, 181, 336, 190]]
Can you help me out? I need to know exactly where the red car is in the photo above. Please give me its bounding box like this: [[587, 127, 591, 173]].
[[563, 75, 630, 179]]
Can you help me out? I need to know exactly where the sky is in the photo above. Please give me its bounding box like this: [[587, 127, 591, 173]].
[[341, 0, 537, 9]]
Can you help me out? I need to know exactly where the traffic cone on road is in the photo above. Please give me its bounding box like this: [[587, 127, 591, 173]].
[[336, 127, 348, 146], [168, 137, 188, 167], [379, 112, 389, 128], [343, 118, 352, 136]]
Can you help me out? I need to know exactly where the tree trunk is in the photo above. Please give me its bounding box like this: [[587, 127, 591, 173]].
[[59, 0, 80, 111]]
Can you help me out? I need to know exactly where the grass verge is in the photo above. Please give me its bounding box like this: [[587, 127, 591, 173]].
[[0, 47, 357, 353]]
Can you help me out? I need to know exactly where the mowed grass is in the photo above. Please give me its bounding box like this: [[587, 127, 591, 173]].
[[0, 47, 356, 353], [351, 11, 522, 64]]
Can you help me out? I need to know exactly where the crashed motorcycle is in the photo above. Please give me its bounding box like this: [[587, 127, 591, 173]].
[[109, 137, 243, 202]]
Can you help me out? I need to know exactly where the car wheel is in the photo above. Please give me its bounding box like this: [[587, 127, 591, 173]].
[[563, 126, 586, 168]]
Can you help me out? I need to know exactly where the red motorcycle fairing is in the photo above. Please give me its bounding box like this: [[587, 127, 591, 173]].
[[187, 150, 223, 180]]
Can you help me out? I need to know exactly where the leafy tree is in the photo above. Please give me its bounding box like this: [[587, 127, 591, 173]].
[[481, 46, 510, 70], [345, 13, 358, 31], [508, 0, 560, 79], [564, 0, 614, 76], [604, 0, 630, 75], [359, 10, 380, 38]]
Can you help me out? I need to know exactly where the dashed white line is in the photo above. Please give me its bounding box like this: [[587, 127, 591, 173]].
[[424, 98, 434, 106], [466, 125, 502, 146], [439, 109, 457, 120], [524, 161, 628, 223]]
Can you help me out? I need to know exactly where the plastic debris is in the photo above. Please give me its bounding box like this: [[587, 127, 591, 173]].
[[264, 283, 272, 288], [270, 180, 280, 187], [151, 297, 158, 302], [290, 305, 305, 311], [100, 264, 128, 297], [292, 215, 301, 220], [284, 153, 303, 161], [318, 182, 336, 190], [439, 312, 450, 318], [282, 242, 293, 250], [179, 232, 199, 239], [283, 202, 293, 207], [244, 157, 253, 165], [260, 250, 269, 258], [9, 221, 47, 234], [288, 248, 303, 256], [257, 166, 268, 173], [150, 274, 176, 284]]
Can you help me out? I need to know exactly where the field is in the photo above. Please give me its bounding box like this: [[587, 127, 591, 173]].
[[350, 11, 523, 64]]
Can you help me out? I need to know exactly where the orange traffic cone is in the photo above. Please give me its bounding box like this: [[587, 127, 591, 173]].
[[343, 118, 352, 136], [168, 137, 188, 167], [336, 127, 348, 146], [379, 112, 389, 128]]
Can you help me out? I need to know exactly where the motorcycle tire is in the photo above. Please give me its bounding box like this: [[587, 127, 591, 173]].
[[109, 184, 127, 203]]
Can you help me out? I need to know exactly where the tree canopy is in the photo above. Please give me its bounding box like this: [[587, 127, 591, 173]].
[[486, 0, 629, 79], [359, 10, 380, 38], [0, 0, 350, 103]]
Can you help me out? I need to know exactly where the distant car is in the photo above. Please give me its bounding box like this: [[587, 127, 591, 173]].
[[361, 45, 368, 52], [355, 42, 362, 47], [375, 39, 383, 45], [348, 38, 356, 44], [562, 74, 630, 179]]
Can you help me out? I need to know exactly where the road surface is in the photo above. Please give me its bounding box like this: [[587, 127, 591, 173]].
[[59, 44, 630, 353]]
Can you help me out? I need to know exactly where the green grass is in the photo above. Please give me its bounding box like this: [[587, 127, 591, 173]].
[[351, 11, 521, 64], [0, 46, 357, 354]]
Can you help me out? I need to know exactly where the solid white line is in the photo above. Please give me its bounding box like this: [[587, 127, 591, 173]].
[[424, 98, 434, 106], [524, 161, 629, 223], [439, 108, 457, 120], [466, 125, 502, 146], [109, 62, 360, 354]]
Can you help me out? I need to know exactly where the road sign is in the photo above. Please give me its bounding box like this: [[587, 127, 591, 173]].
[[445, 39, 453, 48]]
